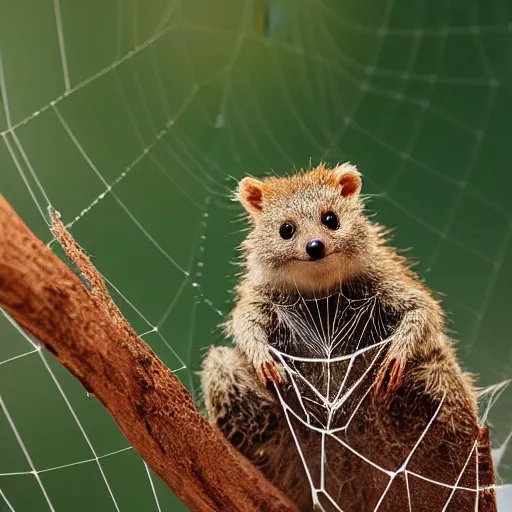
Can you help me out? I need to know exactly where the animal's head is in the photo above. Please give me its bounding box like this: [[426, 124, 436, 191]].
[[237, 163, 372, 294]]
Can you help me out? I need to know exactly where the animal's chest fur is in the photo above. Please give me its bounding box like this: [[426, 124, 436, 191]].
[[267, 281, 400, 359], [266, 281, 401, 429]]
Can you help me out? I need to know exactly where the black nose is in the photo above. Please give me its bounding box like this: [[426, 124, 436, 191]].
[[306, 239, 325, 260]]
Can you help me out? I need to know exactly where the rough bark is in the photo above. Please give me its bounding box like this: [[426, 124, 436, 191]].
[[0, 194, 298, 512]]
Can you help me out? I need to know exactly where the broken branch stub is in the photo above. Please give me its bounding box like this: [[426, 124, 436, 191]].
[[0, 194, 298, 512]]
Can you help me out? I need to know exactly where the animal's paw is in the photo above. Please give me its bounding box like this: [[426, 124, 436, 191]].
[[254, 349, 286, 389], [261, 360, 282, 386], [373, 355, 406, 402]]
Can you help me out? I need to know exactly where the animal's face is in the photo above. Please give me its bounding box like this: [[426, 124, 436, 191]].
[[238, 164, 370, 294]]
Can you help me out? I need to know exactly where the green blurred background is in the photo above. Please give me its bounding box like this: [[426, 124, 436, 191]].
[[1, 1, 511, 510]]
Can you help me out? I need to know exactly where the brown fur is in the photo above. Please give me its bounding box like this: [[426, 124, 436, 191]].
[[201, 164, 489, 511]]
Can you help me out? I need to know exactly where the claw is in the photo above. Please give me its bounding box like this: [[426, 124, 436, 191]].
[[260, 361, 282, 387], [373, 357, 405, 402]]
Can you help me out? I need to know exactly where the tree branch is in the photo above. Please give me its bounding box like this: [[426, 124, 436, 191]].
[[0, 194, 298, 512]]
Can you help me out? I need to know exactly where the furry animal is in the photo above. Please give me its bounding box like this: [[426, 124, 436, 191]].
[[201, 164, 494, 511]]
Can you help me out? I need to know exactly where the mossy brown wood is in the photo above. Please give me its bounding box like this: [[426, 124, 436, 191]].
[[0, 194, 298, 512]]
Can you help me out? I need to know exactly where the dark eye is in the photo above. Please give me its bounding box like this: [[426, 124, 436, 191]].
[[322, 211, 339, 230], [279, 222, 295, 239]]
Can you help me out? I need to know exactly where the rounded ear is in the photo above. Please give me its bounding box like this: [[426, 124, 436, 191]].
[[333, 163, 362, 199], [237, 177, 266, 215]]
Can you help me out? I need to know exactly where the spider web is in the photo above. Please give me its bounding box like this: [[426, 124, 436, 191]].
[[0, 0, 511, 510], [270, 289, 508, 510]]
